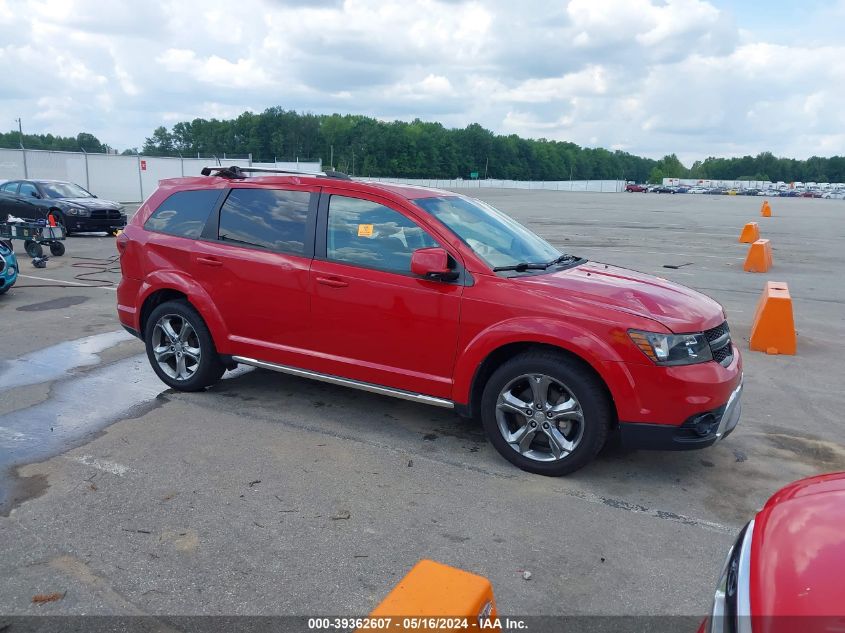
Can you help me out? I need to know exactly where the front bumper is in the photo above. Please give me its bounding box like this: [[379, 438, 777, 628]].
[[619, 377, 743, 450], [0, 250, 18, 292]]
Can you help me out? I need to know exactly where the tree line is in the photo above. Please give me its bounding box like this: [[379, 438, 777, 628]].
[[0, 131, 107, 153], [4, 109, 845, 183]]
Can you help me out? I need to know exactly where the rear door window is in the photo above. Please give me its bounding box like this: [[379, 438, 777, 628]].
[[1, 182, 19, 193], [217, 188, 310, 255], [144, 189, 222, 238]]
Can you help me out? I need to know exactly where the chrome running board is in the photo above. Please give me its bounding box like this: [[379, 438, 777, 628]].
[[231, 356, 455, 409]]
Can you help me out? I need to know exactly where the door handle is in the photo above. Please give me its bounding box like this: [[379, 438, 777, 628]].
[[316, 276, 349, 288], [196, 256, 223, 267]]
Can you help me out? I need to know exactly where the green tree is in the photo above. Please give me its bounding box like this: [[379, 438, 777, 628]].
[[648, 167, 665, 184]]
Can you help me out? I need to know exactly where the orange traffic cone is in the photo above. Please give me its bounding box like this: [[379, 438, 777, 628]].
[[749, 281, 796, 355], [744, 239, 773, 272], [738, 222, 760, 243], [760, 200, 772, 217], [361, 560, 499, 632]]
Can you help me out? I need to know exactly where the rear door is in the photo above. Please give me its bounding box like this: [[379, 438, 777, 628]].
[[191, 184, 318, 364], [0, 182, 31, 222], [307, 191, 463, 399]]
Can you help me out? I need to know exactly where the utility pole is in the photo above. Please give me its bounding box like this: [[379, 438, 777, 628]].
[[484, 156, 489, 180], [15, 117, 28, 178], [330, 145, 334, 170]]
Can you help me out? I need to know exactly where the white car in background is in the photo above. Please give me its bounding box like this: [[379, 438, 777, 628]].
[[688, 187, 707, 194]]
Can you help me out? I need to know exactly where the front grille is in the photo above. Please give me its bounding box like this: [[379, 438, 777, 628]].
[[0, 253, 6, 274], [90, 210, 122, 220], [705, 320, 734, 367]]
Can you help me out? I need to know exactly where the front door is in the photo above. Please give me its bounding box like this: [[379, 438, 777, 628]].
[[308, 192, 463, 400]]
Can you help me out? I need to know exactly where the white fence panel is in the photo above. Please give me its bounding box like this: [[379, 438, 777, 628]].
[[141, 157, 183, 198], [0, 148, 26, 180], [87, 154, 142, 202]]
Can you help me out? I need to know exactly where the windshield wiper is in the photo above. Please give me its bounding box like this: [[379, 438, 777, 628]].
[[492, 262, 548, 272], [493, 254, 578, 273], [543, 254, 577, 268]]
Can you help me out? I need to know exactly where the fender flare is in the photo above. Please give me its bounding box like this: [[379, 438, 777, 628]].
[[452, 316, 628, 409], [137, 271, 230, 348]]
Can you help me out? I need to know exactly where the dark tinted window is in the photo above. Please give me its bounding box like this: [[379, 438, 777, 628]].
[[144, 189, 221, 238], [327, 195, 436, 273], [218, 188, 310, 255]]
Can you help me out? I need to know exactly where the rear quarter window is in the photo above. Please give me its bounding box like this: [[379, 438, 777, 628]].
[[144, 189, 221, 238]]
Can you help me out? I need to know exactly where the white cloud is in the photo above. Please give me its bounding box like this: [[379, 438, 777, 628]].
[[1, 0, 844, 162]]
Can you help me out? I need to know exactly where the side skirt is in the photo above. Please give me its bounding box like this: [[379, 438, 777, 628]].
[[231, 355, 455, 409]]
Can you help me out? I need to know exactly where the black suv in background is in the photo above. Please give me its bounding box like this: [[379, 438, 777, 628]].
[[0, 179, 126, 235]]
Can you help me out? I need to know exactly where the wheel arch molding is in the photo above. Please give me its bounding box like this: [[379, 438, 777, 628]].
[[452, 317, 623, 418], [137, 272, 230, 348]]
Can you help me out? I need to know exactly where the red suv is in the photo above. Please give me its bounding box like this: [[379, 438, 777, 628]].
[[116, 166, 742, 476]]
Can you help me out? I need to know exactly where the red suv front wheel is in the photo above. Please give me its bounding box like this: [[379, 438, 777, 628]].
[[480, 350, 612, 476]]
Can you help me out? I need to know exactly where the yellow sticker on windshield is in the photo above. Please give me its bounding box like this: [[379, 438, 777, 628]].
[[357, 224, 374, 237]]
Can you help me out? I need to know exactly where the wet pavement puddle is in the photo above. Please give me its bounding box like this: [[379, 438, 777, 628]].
[[0, 332, 165, 514]]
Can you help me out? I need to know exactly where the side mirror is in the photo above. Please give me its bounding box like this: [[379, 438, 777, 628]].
[[31, 191, 41, 199], [411, 247, 456, 280]]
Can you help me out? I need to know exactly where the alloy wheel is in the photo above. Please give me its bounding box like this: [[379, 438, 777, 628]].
[[151, 314, 202, 381], [495, 373, 585, 462]]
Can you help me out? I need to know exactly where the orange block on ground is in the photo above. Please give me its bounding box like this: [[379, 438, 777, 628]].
[[760, 200, 772, 216], [738, 222, 760, 243], [749, 281, 796, 355], [361, 560, 499, 632], [744, 238, 773, 272]]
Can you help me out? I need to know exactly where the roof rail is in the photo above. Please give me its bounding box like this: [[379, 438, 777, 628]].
[[199, 165, 351, 180]]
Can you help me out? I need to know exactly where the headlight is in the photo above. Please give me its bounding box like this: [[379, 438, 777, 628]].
[[65, 207, 91, 217], [628, 330, 712, 365]]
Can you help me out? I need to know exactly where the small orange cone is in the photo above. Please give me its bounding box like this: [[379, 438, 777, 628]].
[[749, 281, 796, 355], [760, 200, 772, 217], [744, 238, 773, 272], [738, 222, 760, 243], [361, 560, 499, 632]]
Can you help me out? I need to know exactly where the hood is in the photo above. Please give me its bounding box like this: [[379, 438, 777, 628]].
[[56, 197, 121, 211], [517, 261, 725, 332], [750, 472, 845, 617]]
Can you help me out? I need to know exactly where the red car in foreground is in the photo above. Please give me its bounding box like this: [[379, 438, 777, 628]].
[[117, 166, 742, 475], [703, 472, 845, 632], [625, 183, 648, 192]]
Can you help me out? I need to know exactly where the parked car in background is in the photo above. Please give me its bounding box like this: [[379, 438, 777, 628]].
[[688, 187, 707, 194], [700, 472, 845, 633], [625, 183, 647, 192], [0, 239, 18, 295], [652, 185, 676, 193], [0, 179, 126, 235], [117, 166, 743, 477]]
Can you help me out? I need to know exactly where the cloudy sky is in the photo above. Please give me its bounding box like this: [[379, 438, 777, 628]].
[[1, 0, 843, 163]]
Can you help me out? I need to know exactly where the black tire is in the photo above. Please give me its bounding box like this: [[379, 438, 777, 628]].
[[480, 350, 612, 476], [24, 240, 43, 258], [0, 286, 8, 295], [144, 300, 225, 392], [49, 241, 66, 256]]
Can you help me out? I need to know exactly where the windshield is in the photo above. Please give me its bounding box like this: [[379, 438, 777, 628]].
[[413, 195, 561, 270], [40, 182, 93, 199]]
